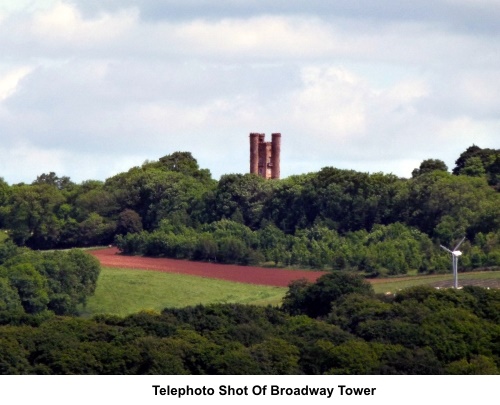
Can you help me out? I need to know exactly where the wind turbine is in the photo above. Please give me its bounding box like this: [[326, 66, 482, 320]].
[[440, 237, 466, 289]]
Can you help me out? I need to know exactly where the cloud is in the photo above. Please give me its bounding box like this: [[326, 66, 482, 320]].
[[290, 67, 369, 140], [0, 1, 499, 184], [282, 66, 436, 163], [0, 67, 33, 101], [69, 0, 500, 35], [0, 142, 67, 183], [0, 3, 137, 60], [30, 2, 136, 45]]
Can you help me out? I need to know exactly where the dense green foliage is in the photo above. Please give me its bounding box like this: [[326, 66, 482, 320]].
[[1, 146, 500, 275], [1, 273, 498, 375], [0, 240, 100, 316], [1, 146, 499, 375]]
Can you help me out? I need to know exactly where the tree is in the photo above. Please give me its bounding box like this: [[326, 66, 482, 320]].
[[194, 234, 218, 261], [6, 184, 65, 248], [0, 240, 20, 265], [328, 293, 392, 332], [446, 355, 499, 375], [378, 346, 443, 375], [0, 263, 49, 314], [0, 277, 24, 313], [135, 336, 188, 374], [0, 248, 100, 316], [421, 307, 495, 363], [453, 145, 483, 175], [218, 237, 248, 264], [209, 174, 274, 229], [42, 250, 101, 314], [250, 338, 300, 374], [116, 209, 143, 235], [0, 178, 10, 228], [401, 169, 500, 243], [0, 337, 31, 374], [282, 272, 374, 318], [213, 344, 262, 374], [261, 174, 312, 233], [78, 213, 115, 246], [324, 340, 381, 374], [282, 279, 311, 316], [412, 159, 448, 177], [32, 172, 74, 190], [460, 157, 486, 177], [73, 186, 117, 221], [158, 152, 212, 183]]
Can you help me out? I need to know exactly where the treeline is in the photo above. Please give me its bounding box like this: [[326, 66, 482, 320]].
[[1, 272, 499, 374], [1, 147, 500, 273], [116, 220, 447, 276]]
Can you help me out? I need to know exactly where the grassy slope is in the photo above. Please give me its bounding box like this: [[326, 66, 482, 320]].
[[81, 265, 500, 317], [81, 267, 287, 317], [371, 271, 500, 293]]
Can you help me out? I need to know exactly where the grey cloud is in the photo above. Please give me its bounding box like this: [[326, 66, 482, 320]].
[[1, 1, 499, 184], [1, 54, 303, 180], [70, 0, 500, 35]]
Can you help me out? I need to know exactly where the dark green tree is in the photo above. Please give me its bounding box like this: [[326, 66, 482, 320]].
[[116, 209, 143, 235], [32, 172, 74, 191], [412, 159, 448, 177], [282, 272, 374, 318], [6, 184, 65, 248], [0, 263, 49, 314]]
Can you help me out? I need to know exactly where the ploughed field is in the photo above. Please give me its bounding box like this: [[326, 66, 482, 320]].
[[89, 247, 326, 287]]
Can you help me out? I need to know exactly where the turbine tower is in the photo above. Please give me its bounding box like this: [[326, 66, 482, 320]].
[[440, 237, 466, 289]]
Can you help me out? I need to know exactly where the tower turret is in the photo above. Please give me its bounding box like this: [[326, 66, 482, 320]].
[[249, 133, 260, 175], [271, 133, 281, 179]]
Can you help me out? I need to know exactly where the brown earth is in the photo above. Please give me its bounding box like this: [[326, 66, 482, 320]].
[[89, 248, 500, 289], [89, 247, 327, 287]]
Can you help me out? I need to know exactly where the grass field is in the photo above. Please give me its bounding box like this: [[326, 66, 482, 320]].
[[81, 266, 500, 317], [371, 270, 500, 293], [81, 267, 288, 317]]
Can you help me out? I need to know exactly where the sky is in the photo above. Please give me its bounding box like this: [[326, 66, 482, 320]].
[[0, 0, 499, 184]]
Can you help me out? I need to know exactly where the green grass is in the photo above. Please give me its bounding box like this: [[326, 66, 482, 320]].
[[371, 271, 500, 294], [80, 267, 288, 317], [80, 265, 500, 317]]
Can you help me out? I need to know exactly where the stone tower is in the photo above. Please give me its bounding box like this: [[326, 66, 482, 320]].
[[249, 132, 281, 179]]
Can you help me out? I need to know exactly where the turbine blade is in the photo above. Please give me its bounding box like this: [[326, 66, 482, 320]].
[[440, 245, 452, 254], [454, 236, 466, 251]]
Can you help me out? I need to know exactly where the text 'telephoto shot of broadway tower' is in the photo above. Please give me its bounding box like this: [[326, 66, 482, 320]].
[[249, 133, 281, 179]]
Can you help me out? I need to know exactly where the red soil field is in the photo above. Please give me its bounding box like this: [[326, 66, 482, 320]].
[[89, 247, 327, 287]]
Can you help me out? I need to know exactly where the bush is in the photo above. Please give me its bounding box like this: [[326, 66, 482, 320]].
[[282, 272, 374, 318]]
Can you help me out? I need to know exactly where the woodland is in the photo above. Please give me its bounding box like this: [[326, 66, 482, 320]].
[[0, 144, 499, 374], [0, 268, 499, 374], [1, 144, 499, 275]]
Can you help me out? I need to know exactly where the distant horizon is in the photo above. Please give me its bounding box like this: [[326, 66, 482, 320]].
[[1, 142, 488, 186]]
